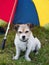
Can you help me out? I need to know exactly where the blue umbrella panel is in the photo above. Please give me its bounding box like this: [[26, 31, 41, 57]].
[[13, 0, 39, 25]]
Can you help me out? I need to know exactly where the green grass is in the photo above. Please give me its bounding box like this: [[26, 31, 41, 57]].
[[44, 23, 49, 31], [0, 27, 49, 65]]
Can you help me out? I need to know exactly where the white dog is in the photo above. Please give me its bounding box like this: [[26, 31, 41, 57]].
[[13, 24, 41, 61]]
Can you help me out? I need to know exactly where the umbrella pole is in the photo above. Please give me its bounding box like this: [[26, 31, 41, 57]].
[[2, 0, 17, 49]]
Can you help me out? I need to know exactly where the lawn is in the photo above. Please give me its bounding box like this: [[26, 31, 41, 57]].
[[0, 26, 49, 65]]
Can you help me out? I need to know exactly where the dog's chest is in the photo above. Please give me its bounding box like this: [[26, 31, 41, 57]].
[[14, 34, 27, 51], [18, 41, 27, 51]]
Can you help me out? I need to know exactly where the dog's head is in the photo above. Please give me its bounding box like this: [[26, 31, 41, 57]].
[[14, 24, 33, 42]]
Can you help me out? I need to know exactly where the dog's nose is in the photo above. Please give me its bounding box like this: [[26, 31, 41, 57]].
[[22, 36, 25, 40]]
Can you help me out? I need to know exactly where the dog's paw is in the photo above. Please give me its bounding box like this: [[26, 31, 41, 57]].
[[13, 56, 19, 60], [25, 57, 31, 61]]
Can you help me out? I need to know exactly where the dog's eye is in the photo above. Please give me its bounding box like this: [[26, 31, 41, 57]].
[[25, 31, 29, 33], [19, 31, 22, 33]]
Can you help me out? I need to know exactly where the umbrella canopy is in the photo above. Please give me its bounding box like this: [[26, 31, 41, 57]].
[[0, 0, 18, 26], [0, 0, 18, 34], [13, 0, 39, 26], [33, 0, 49, 27]]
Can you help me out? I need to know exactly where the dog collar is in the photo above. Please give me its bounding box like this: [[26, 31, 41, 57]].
[[20, 39, 28, 42]]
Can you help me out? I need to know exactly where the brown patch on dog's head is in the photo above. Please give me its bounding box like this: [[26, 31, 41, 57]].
[[14, 24, 34, 31], [27, 24, 34, 30], [27, 24, 34, 27], [14, 24, 19, 31]]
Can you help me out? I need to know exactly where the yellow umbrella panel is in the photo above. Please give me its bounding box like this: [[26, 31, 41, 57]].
[[33, 0, 49, 27]]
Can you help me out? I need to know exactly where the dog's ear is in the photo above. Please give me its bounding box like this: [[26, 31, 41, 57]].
[[27, 24, 34, 29], [14, 24, 19, 31]]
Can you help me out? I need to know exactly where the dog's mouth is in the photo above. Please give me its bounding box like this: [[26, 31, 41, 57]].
[[19, 39, 28, 42]]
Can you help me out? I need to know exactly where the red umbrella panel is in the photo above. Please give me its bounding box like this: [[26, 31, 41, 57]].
[[0, 0, 18, 23]]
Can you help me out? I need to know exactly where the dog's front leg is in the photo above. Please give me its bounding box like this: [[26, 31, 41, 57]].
[[25, 47, 32, 61], [13, 46, 20, 60]]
